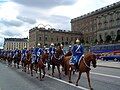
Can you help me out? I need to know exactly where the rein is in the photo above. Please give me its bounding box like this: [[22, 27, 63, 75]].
[[53, 54, 63, 60], [82, 57, 91, 70]]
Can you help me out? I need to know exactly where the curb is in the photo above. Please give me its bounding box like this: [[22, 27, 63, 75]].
[[97, 65, 120, 69]]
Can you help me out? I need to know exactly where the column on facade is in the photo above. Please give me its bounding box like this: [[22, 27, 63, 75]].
[[116, 10, 120, 26]]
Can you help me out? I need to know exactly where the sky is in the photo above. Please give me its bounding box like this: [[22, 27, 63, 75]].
[[0, 0, 120, 48]]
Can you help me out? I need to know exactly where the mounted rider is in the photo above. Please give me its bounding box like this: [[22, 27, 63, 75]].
[[21, 47, 27, 62], [49, 43, 56, 60], [33, 44, 44, 64], [13, 47, 19, 60], [70, 38, 84, 69]]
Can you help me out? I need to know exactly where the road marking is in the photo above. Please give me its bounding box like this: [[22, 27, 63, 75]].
[[45, 74, 89, 90], [91, 72, 120, 79]]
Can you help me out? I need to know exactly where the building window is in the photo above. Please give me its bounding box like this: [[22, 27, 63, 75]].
[[66, 37, 68, 41], [51, 38, 53, 41], [45, 37, 47, 41], [71, 37, 73, 41], [57, 37, 58, 41], [62, 37, 64, 41], [39, 37, 41, 41]]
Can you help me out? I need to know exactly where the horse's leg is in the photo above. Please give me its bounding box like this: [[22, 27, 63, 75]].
[[39, 67, 42, 80], [35, 65, 38, 78], [17, 60, 19, 69], [42, 67, 45, 79], [10, 59, 13, 67], [47, 58, 51, 70], [28, 63, 30, 74], [14, 59, 16, 68], [52, 65, 55, 77], [24, 62, 26, 72], [57, 65, 61, 79], [86, 71, 93, 90], [21, 61, 24, 71], [30, 63, 33, 76], [76, 71, 82, 86], [68, 66, 73, 83]]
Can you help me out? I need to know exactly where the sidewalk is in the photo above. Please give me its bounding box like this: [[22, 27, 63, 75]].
[[97, 60, 120, 69]]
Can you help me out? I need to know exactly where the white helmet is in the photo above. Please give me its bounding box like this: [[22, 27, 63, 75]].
[[69, 45, 72, 48], [76, 38, 80, 43], [51, 43, 54, 46], [60, 44, 63, 47], [44, 46, 46, 48]]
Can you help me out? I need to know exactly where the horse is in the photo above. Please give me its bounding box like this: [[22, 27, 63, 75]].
[[13, 50, 21, 68], [63, 52, 96, 90], [7, 51, 13, 67], [37, 50, 49, 80], [22, 50, 32, 73], [50, 46, 64, 79], [61, 50, 72, 75], [30, 50, 49, 80]]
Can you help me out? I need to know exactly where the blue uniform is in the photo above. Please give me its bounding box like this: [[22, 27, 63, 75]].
[[32, 48, 43, 62], [70, 44, 84, 65], [13, 49, 19, 58], [49, 47, 56, 55], [21, 49, 27, 61]]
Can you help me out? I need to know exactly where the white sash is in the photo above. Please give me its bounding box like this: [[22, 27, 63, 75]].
[[75, 45, 81, 52]]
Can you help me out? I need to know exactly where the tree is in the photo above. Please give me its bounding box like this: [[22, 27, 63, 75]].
[[105, 35, 112, 43], [99, 35, 103, 43], [94, 39, 98, 44], [80, 39, 84, 44], [115, 34, 120, 42]]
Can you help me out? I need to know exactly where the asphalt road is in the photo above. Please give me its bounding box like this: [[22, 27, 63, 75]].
[[0, 62, 120, 90]]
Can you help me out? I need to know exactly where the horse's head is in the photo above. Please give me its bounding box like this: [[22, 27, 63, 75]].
[[85, 52, 97, 68], [56, 46, 64, 56], [90, 53, 97, 68]]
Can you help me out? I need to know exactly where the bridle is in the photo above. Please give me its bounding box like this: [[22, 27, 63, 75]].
[[82, 57, 91, 70]]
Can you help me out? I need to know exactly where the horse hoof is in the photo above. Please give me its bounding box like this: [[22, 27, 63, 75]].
[[69, 81, 72, 83], [40, 79, 43, 81], [48, 73, 51, 76], [76, 83, 78, 86], [90, 88, 93, 90], [59, 77, 61, 79], [36, 77, 38, 78], [42, 76, 45, 78], [31, 75, 33, 76]]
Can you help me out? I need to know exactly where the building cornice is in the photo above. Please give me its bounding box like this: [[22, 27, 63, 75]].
[[71, 1, 120, 23]]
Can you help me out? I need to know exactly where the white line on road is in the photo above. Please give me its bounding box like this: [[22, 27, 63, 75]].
[[45, 74, 89, 90], [91, 72, 120, 79]]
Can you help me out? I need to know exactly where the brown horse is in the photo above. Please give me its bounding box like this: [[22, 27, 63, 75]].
[[37, 50, 49, 80], [61, 50, 72, 75], [63, 52, 96, 90], [30, 50, 49, 80], [50, 46, 64, 79]]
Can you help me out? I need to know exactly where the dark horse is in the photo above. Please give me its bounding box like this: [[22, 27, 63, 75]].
[[13, 50, 21, 69], [50, 46, 64, 79], [7, 51, 14, 67], [63, 52, 96, 90], [22, 50, 31, 73]]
